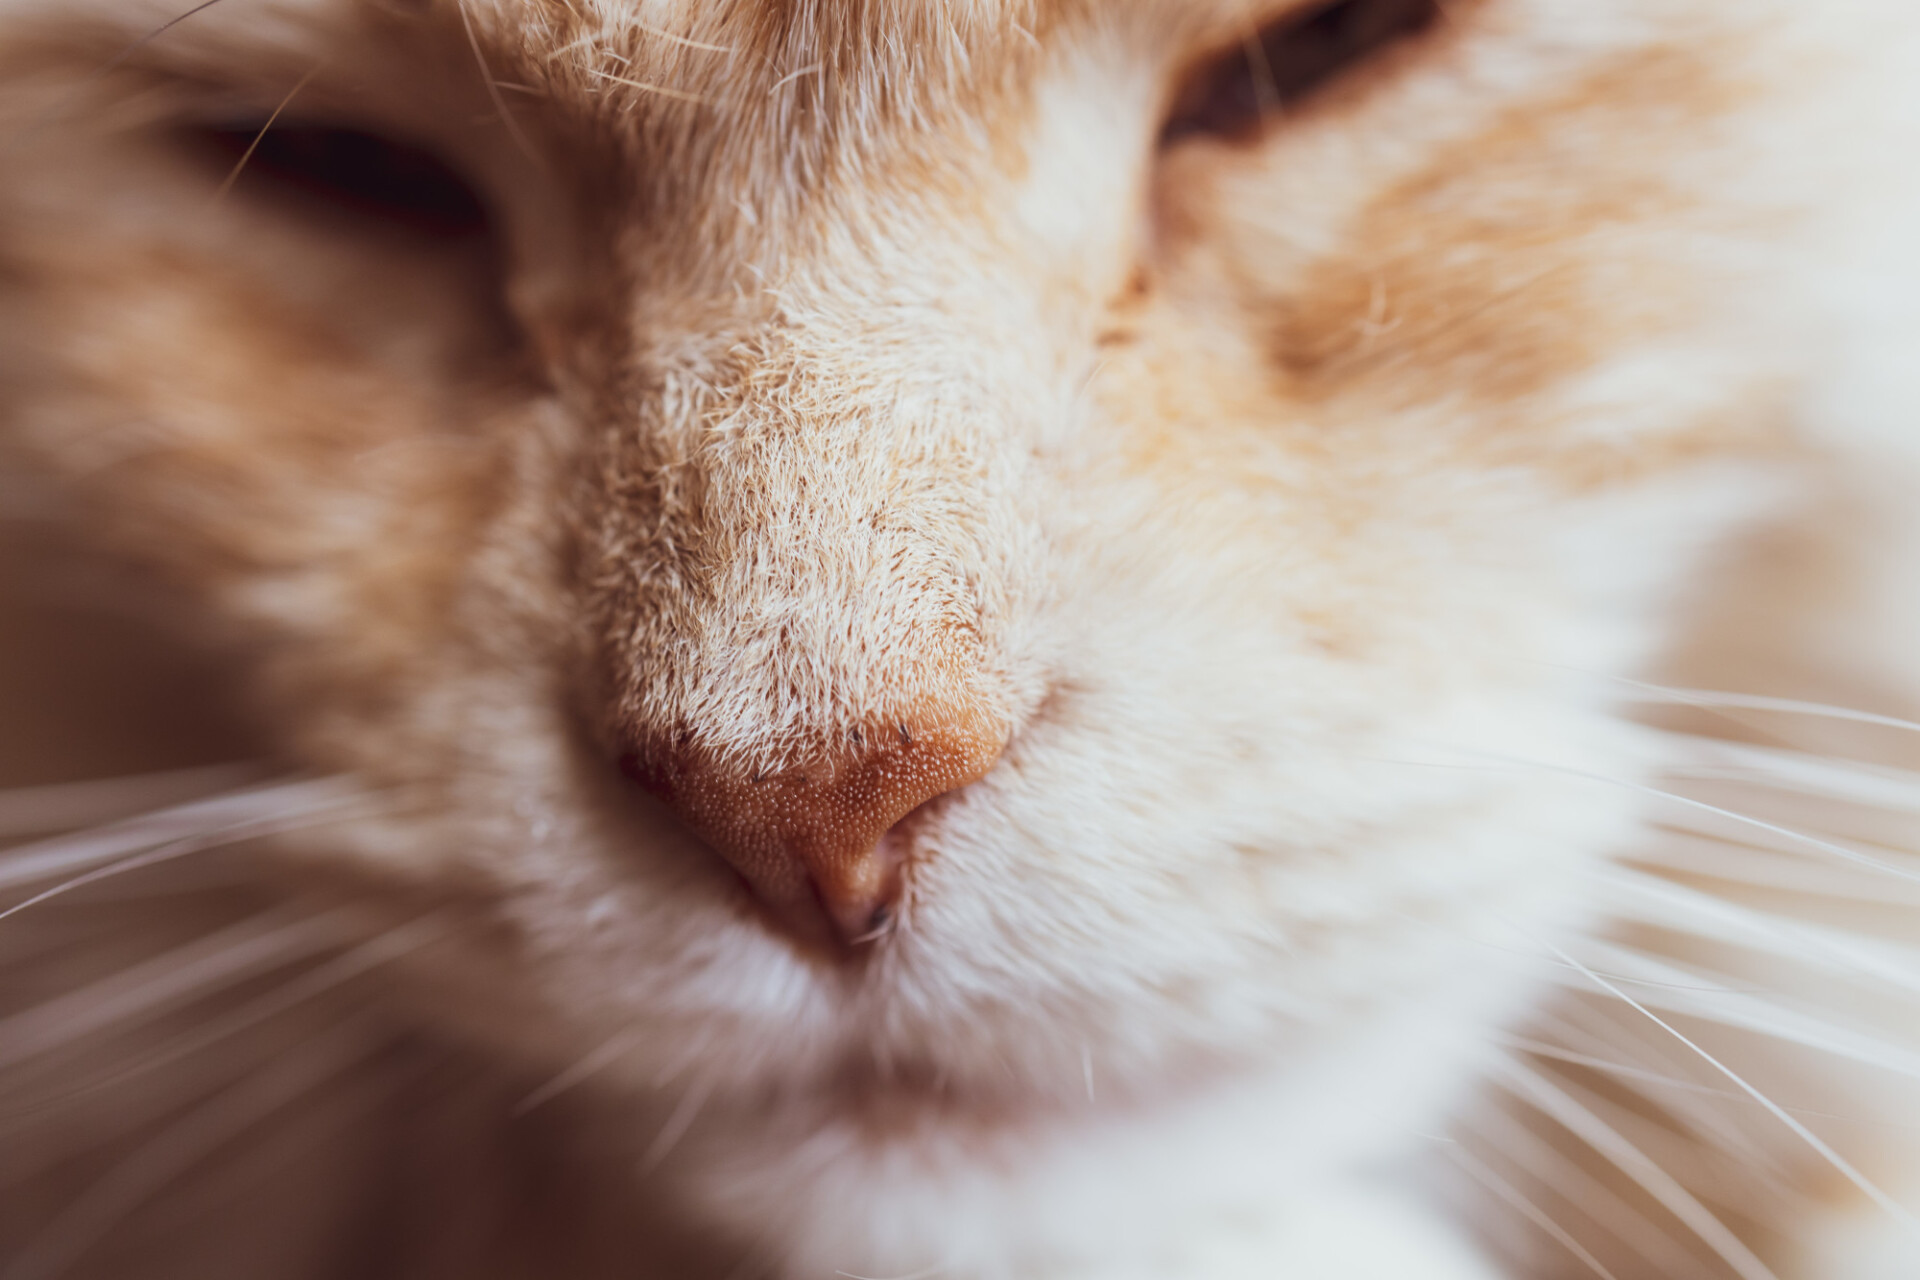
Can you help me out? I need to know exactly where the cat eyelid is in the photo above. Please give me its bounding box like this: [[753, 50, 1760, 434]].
[[183, 118, 494, 238], [1160, 0, 1447, 145]]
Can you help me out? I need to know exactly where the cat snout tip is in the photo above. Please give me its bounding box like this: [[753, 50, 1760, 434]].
[[622, 707, 1006, 949]]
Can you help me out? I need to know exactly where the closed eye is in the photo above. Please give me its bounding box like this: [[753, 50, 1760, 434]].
[[1162, 0, 1441, 144], [187, 122, 491, 237]]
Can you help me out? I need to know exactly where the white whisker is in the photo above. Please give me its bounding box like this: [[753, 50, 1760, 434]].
[[833, 1265, 947, 1280], [1466, 1098, 1704, 1279], [641, 1070, 716, 1172], [1439, 746, 1920, 886], [0, 765, 264, 839], [514, 1030, 635, 1116], [0, 777, 368, 893], [1493, 1056, 1779, 1280], [0, 908, 350, 1075], [1656, 734, 1920, 816], [1, 1018, 392, 1280], [1498, 1032, 1913, 1131], [1616, 683, 1920, 738], [1594, 868, 1920, 996], [1629, 829, 1920, 905], [1443, 1140, 1621, 1280], [1557, 954, 1920, 1081], [1542, 937, 1918, 1231], [3, 912, 453, 1126]]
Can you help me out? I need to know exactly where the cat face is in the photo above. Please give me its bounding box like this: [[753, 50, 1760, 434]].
[[0, 0, 1859, 1117]]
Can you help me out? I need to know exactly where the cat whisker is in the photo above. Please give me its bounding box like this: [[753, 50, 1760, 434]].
[[1500, 1032, 1920, 1132], [1540, 935, 1919, 1230], [0, 780, 389, 922], [1383, 903, 1763, 995], [625, 22, 734, 56], [1428, 744, 1920, 886], [1441, 1140, 1622, 1280], [640, 1068, 717, 1172], [1, 911, 452, 1127], [454, 0, 538, 164], [1614, 680, 1920, 738], [832, 1265, 947, 1280], [514, 1029, 638, 1115], [584, 68, 711, 104], [1553, 948, 1920, 1080], [1493, 1055, 1780, 1280], [0, 0, 237, 157], [1552, 997, 1800, 1182], [1499, 1034, 1751, 1102], [1462, 1096, 1705, 1279], [1591, 868, 1920, 996], [0, 764, 263, 840], [208, 63, 325, 206], [0, 777, 369, 893], [98, 0, 232, 74], [1654, 735, 1920, 815], [0, 907, 350, 1077], [1628, 828, 1920, 904], [1, 1015, 399, 1280]]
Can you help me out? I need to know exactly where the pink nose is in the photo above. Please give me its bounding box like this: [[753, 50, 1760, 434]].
[[628, 705, 1004, 946]]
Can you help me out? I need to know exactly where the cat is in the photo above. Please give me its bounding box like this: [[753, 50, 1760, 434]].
[[5, 0, 1920, 1276]]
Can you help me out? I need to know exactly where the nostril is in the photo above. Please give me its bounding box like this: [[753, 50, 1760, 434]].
[[853, 901, 894, 944], [617, 704, 1005, 949]]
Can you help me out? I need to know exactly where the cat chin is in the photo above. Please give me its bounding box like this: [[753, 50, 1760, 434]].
[[660, 956, 1543, 1279]]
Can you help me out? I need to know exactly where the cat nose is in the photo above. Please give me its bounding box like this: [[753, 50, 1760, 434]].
[[624, 704, 1005, 947]]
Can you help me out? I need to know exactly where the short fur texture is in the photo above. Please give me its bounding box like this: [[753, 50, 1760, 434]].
[[5, 1, 1920, 1277]]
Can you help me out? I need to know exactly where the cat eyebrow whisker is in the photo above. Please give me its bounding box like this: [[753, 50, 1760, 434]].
[[622, 21, 735, 56], [768, 63, 823, 94], [94, 0, 232, 78], [0, 0, 239, 156], [454, 0, 538, 164], [209, 62, 324, 206], [584, 68, 710, 106]]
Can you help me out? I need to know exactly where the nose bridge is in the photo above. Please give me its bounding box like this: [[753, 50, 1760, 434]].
[[688, 346, 1005, 746], [600, 301, 1024, 945]]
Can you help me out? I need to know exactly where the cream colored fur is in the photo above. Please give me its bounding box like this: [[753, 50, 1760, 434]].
[[3, 1, 1920, 1277]]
